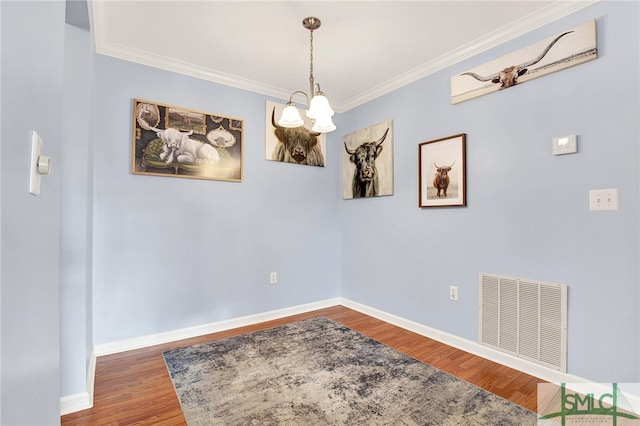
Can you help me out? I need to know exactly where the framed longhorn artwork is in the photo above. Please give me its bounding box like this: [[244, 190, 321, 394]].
[[132, 99, 243, 182], [342, 119, 394, 200], [265, 100, 327, 167], [451, 19, 596, 104], [418, 133, 466, 208]]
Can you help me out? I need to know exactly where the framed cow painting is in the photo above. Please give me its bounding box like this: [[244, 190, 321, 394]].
[[342, 119, 394, 200], [418, 133, 466, 208], [265, 100, 327, 167], [132, 98, 243, 182]]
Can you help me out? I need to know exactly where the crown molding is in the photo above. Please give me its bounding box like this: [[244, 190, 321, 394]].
[[93, 0, 598, 113], [337, 0, 599, 112]]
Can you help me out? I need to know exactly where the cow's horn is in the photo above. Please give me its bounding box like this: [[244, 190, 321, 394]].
[[344, 141, 356, 155], [519, 31, 573, 69], [376, 128, 390, 147], [271, 107, 284, 129], [460, 71, 499, 82]]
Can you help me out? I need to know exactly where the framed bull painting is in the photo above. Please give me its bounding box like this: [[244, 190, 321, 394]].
[[132, 99, 243, 182], [265, 100, 327, 167], [418, 133, 466, 208], [342, 119, 394, 200], [451, 19, 596, 104]]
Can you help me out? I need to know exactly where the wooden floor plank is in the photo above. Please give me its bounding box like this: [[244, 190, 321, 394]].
[[61, 305, 544, 425]]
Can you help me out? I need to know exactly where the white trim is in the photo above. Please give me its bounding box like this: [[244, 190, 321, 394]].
[[60, 348, 96, 415], [94, 298, 341, 356], [92, 1, 597, 113], [340, 298, 578, 384], [340, 1, 598, 111], [87, 347, 96, 407], [68, 296, 638, 416], [60, 392, 91, 416], [339, 298, 639, 408]]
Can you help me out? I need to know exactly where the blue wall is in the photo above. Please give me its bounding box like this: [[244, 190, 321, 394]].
[[340, 2, 638, 383], [90, 55, 342, 344], [1, 1, 638, 423], [1, 1, 64, 424]]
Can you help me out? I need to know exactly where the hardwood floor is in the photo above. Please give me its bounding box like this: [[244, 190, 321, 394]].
[[61, 305, 545, 425]]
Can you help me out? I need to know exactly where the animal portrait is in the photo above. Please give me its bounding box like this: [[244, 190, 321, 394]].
[[451, 19, 596, 104], [152, 128, 220, 164], [265, 101, 326, 167], [342, 120, 394, 200], [132, 99, 243, 182], [418, 133, 466, 208], [433, 161, 455, 197]]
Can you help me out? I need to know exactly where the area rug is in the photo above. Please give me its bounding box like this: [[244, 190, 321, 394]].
[[163, 316, 537, 425]]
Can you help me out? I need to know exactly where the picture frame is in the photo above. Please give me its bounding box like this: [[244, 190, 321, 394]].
[[132, 98, 243, 182], [418, 133, 466, 208], [342, 119, 394, 199]]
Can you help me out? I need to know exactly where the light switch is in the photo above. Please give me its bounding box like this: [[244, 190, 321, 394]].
[[29, 131, 51, 195], [552, 134, 577, 155], [589, 188, 619, 211]]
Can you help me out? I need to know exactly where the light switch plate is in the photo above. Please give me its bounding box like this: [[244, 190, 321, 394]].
[[552, 134, 577, 155], [29, 131, 43, 195], [589, 188, 619, 211]]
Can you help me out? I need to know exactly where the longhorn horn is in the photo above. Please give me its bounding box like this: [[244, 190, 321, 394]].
[[460, 31, 574, 82], [376, 128, 390, 147], [460, 71, 499, 83], [518, 31, 573, 69]]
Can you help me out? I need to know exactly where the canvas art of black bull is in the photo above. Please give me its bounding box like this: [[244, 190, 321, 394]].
[[270, 108, 325, 166], [344, 128, 390, 198]]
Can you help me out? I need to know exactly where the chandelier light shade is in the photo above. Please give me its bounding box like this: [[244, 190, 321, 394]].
[[277, 17, 336, 133], [306, 92, 334, 120], [278, 104, 305, 128]]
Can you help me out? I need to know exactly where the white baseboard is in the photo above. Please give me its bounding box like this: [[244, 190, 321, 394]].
[[94, 298, 342, 356], [338, 298, 587, 385], [60, 347, 96, 415], [60, 392, 92, 416], [339, 298, 640, 411], [63, 297, 639, 416]]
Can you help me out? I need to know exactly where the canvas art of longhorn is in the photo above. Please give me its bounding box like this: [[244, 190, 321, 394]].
[[451, 19, 597, 104]]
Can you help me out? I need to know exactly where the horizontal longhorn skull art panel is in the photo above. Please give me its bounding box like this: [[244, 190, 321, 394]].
[[132, 99, 243, 182], [265, 100, 327, 167], [342, 119, 394, 200], [451, 19, 596, 104], [418, 133, 466, 208]]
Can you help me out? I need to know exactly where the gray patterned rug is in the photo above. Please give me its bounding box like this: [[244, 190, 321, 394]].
[[163, 316, 537, 425]]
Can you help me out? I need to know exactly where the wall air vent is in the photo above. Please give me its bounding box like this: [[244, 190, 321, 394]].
[[479, 273, 568, 372]]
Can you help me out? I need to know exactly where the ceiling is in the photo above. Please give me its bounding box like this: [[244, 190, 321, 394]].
[[91, 1, 596, 113]]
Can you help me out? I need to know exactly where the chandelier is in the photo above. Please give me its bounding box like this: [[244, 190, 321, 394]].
[[277, 17, 336, 133]]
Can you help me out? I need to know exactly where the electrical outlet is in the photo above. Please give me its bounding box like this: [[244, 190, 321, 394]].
[[449, 285, 458, 301], [270, 272, 277, 285]]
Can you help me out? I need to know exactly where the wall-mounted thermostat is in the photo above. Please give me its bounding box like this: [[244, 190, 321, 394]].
[[552, 134, 578, 155]]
